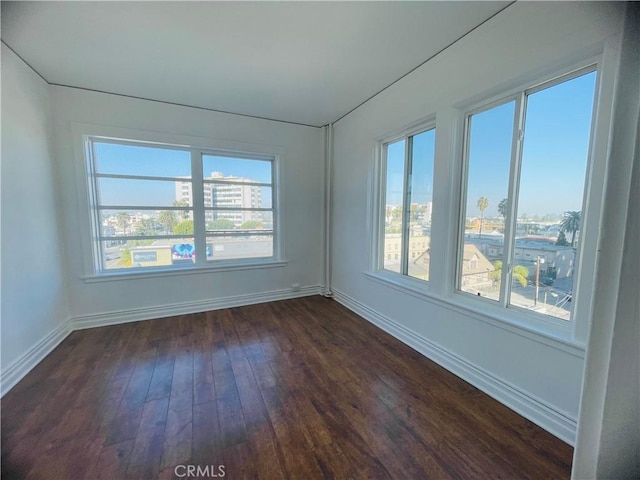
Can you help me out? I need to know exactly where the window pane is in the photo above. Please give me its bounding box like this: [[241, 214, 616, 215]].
[[206, 235, 273, 261], [508, 71, 596, 320], [459, 101, 515, 301], [99, 209, 193, 237], [206, 210, 273, 231], [408, 129, 435, 281], [383, 139, 406, 273], [202, 184, 272, 209], [202, 155, 272, 184], [93, 142, 191, 178], [98, 177, 193, 208], [101, 237, 195, 270]]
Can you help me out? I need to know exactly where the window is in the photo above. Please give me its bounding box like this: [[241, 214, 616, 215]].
[[457, 68, 597, 321], [85, 138, 277, 274], [381, 126, 436, 282]]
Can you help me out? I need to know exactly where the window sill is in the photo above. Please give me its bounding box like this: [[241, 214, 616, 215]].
[[364, 271, 586, 358], [83, 259, 287, 283]]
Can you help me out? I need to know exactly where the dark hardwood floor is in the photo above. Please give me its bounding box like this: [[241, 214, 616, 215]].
[[1, 296, 572, 479]]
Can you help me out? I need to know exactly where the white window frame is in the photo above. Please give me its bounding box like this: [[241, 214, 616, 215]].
[[372, 118, 437, 291], [72, 124, 285, 281], [367, 46, 618, 347], [454, 62, 600, 330], [452, 59, 605, 340]]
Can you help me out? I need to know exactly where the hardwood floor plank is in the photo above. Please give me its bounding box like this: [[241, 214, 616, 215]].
[[261, 386, 326, 479], [125, 396, 170, 480], [192, 400, 222, 466], [147, 355, 175, 402], [104, 357, 156, 446], [192, 349, 216, 405], [1, 297, 573, 479], [85, 439, 135, 480], [246, 422, 287, 480]]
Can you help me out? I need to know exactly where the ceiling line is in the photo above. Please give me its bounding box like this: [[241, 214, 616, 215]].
[[47, 83, 323, 129], [4, 2, 515, 130], [330, 1, 517, 127], [1, 39, 49, 84], [2, 39, 322, 129]]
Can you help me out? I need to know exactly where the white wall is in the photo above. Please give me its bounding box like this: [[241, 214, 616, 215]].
[[51, 85, 324, 323], [1, 45, 71, 392], [573, 4, 640, 477], [330, 2, 627, 444]]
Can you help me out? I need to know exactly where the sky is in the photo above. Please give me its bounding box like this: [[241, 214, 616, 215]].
[[94, 70, 596, 219], [94, 143, 272, 206], [386, 70, 597, 219], [385, 128, 436, 207]]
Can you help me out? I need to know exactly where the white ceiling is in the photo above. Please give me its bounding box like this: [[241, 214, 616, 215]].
[[1, 1, 510, 127]]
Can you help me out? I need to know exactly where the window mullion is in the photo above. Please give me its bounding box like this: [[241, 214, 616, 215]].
[[191, 149, 206, 266], [501, 93, 527, 307], [87, 139, 103, 272], [401, 136, 413, 276]]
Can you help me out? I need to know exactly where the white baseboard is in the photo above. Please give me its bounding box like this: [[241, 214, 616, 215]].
[[2, 284, 578, 446], [332, 288, 578, 445], [1, 286, 321, 397], [1, 320, 72, 397], [71, 285, 322, 330]]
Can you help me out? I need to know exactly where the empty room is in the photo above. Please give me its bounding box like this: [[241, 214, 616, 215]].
[[1, 1, 638, 479]]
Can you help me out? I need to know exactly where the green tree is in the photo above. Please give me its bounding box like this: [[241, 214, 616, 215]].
[[173, 220, 194, 235], [133, 218, 158, 236], [207, 219, 235, 230], [497, 198, 508, 222], [240, 220, 264, 230], [489, 260, 529, 288], [126, 239, 154, 248], [560, 211, 581, 247], [116, 212, 131, 235], [512, 265, 530, 288], [118, 248, 132, 267], [477, 196, 489, 238], [173, 200, 190, 220], [555, 230, 569, 246], [158, 210, 177, 234]]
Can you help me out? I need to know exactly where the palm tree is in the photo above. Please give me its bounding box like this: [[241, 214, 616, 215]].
[[498, 198, 508, 223], [477, 196, 489, 238], [116, 212, 130, 235], [158, 210, 177, 234], [173, 200, 190, 220], [560, 211, 581, 247]]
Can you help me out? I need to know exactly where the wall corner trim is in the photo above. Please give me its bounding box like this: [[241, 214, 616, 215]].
[[1, 320, 73, 397], [332, 288, 578, 445]]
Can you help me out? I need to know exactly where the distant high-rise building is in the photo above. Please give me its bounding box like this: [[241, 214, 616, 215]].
[[175, 171, 263, 226]]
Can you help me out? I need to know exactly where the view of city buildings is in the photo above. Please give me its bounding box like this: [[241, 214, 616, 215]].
[[99, 170, 272, 270], [383, 205, 577, 321], [175, 171, 265, 226]]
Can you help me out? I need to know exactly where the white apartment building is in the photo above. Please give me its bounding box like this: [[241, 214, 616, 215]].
[[175, 171, 264, 226]]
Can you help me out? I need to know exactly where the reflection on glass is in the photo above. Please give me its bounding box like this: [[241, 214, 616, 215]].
[[98, 177, 193, 207], [202, 156, 272, 184], [202, 184, 272, 210], [383, 139, 406, 274], [459, 101, 515, 301], [206, 236, 273, 261], [205, 211, 273, 232], [407, 129, 435, 281], [99, 209, 192, 237], [101, 237, 195, 270], [508, 71, 596, 320], [94, 142, 191, 178]]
